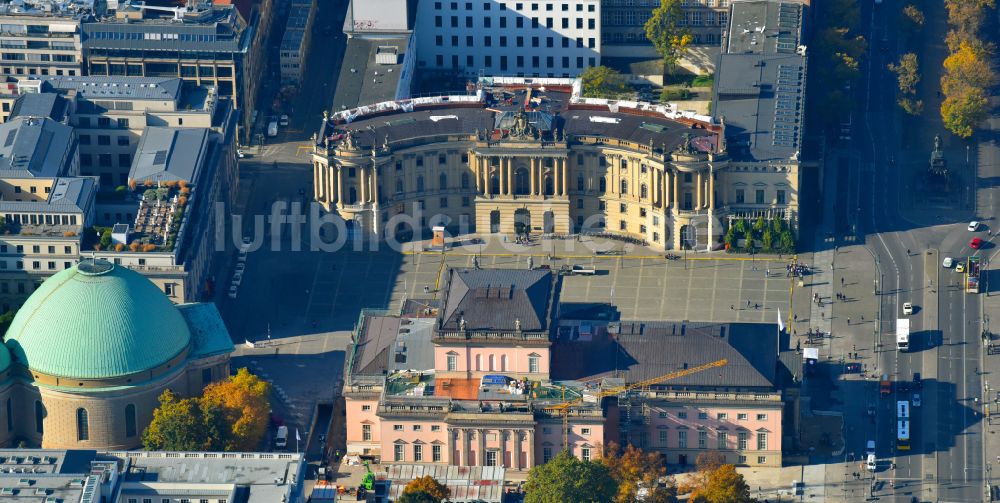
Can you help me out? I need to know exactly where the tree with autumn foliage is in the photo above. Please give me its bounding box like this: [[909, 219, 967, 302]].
[[201, 367, 272, 451], [601, 443, 677, 503], [940, 40, 996, 137], [688, 464, 752, 503], [888, 53, 923, 115], [400, 476, 450, 503], [142, 368, 271, 452]]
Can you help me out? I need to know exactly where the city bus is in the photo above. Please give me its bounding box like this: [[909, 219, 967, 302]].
[[896, 420, 910, 451], [897, 400, 910, 420]]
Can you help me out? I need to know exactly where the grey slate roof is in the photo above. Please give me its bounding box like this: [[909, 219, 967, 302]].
[[331, 35, 410, 112], [129, 127, 210, 184], [0, 176, 96, 215], [40, 75, 183, 102], [0, 116, 75, 178], [713, 0, 806, 162], [10, 92, 68, 121], [352, 314, 400, 375], [439, 268, 553, 332], [553, 321, 780, 389]]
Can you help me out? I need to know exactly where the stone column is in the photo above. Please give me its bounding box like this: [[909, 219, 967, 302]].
[[709, 170, 716, 209], [530, 158, 537, 196], [372, 164, 379, 204], [500, 429, 508, 468], [695, 172, 702, 209], [462, 429, 471, 466], [526, 430, 535, 468], [513, 430, 522, 470], [475, 156, 482, 193], [507, 158, 514, 196], [449, 429, 457, 465], [477, 429, 486, 466], [337, 165, 344, 204], [561, 158, 568, 196], [673, 171, 680, 211]]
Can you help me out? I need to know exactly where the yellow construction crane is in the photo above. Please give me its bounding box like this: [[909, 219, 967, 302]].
[[545, 359, 728, 449]]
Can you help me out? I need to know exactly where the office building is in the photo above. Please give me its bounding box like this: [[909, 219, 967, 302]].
[[279, 0, 315, 86], [0, 449, 304, 502], [0, 0, 95, 79], [414, 0, 601, 78]]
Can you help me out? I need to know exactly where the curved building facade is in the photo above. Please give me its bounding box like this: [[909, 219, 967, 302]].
[[312, 81, 801, 250], [0, 259, 233, 449]]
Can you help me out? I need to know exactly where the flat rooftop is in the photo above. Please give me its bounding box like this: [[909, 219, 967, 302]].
[[331, 35, 409, 112], [714, 0, 806, 162]]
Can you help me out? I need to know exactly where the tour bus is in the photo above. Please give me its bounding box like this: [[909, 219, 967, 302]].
[[896, 420, 910, 451]]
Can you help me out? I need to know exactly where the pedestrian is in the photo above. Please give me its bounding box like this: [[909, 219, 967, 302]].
[[731, 304, 735, 310], [821, 311, 825, 319], [747, 299, 751, 308], [841, 277, 845, 286], [766, 268, 770, 277], [861, 315, 864, 322], [847, 317, 851, 325], [793, 313, 798, 321]]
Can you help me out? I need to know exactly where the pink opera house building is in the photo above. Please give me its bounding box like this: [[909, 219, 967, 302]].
[[342, 268, 801, 471]]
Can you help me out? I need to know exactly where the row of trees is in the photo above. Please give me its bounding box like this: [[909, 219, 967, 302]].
[[810, 0, 867, 129], [522, 446, 754, 503], [143, 368, 271, 452], [723, 217, 795, 254], [940, 0, 997, 137], [889, 53, 923, 116]]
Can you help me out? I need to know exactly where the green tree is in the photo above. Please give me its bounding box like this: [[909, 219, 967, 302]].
[[580, 66, 629, 99], [778, 229, 796, 252], [688, 464, 752, 503], [99, 228, 112, 249], [524, 451, 618, 503], [0, 308, 16, 340], [644, 0, 692, 73], [402, 476, 450, 503], [142, 390, 212, 451]]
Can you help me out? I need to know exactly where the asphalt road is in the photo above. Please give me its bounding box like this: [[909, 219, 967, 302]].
[[843, 0, 994, 500]]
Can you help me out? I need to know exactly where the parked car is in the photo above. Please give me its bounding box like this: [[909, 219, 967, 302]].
[[957, 262, 966, 273], [942, 257, 954, 268], [912, 393, 921, 407], [969, 221, 980, 232], [279, 115, 289, 127], [902, 302, 913, 315], [232, 271, 243, 286], [228, 285, 238, 299], [237, 148, 245, 159], [970, 237, 983, 249], [235, 262, 246, 273], [913, 372, 922, 388], [238, 249, 248, 262], [866, 454, 877, 471]]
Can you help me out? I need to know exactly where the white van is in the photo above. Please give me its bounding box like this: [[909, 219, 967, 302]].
[[267, 120, 278, 138], [275, 425, 288, 449], [866, 454, 877, 471]]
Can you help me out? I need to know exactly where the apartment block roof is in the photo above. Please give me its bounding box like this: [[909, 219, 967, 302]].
[[439, 268, 553, 333], [553, 321, 781, 389], [713, 0, 806, 162], [331, 35, 409, 112], [0, 116, 74, 178], [40, 75, 184, 102], [9, 92, 69, 122], [81, 4, 250, 54], [0, 176, 95, 217], [129, 127, 210, 184]]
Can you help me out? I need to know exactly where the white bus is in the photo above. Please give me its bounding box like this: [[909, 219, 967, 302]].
[[897, 400, 910, 420], [896, 318, 910, 351], [896, 420, 910, 451]]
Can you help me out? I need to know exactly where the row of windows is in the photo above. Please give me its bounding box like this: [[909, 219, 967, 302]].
[[80, 152, 132, 169], [0, 66, 77, 77], [77, 116, 131, 129], [0, 243, 75, 255], [434, 14, 596, 30], [393, 443, 443, 463], [657, 429, 767, 450], [87, 31, 218, 43], [435, 34, 596, 49], [603, 31, 719, 45], [0, 52, 75, 62], [541, 446, 592, 463], [392, 424, 443, 432], [658, 411, 769, 421], [433, 2, 597, 13], [79, 133, 130, 145], [602, 9, 727, 27], [432, 54, 596, 71], [445, 353, 541, 372]]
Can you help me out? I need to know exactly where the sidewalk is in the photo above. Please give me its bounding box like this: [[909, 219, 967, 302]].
[[980, 263, 1000, 495]]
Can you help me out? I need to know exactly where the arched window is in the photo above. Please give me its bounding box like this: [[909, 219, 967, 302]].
[[577, 175, 585, 191], [395, 179, 403, 194], [125, 404, 137, 438], [599, 177, 606, 192], [439, 173, 448, 189], [461, 172, 470, 189], [641, 183, 648, 199], [488, 354, 496, 371], [76, 408, 89, 441], [34, 401, 44, 434], [417, 175, 425, 192], [500, 354, 508, 371], [475, 354, 482, 371], [621, 180, 628, 195]]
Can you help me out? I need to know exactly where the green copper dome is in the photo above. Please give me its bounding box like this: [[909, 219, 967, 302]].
[[4, 259, 192, 380]]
